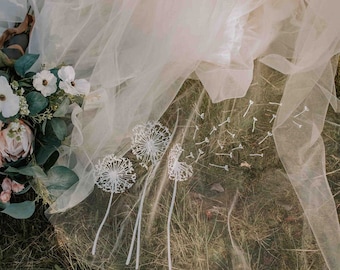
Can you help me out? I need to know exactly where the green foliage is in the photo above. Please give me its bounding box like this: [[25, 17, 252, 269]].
[[45, 166, 79, 200], [25, 91, 49, 115], [50, 118, 68, 141], [53, 98, 70, 117], [14, 54, 39, 77], [5, 165, 47, 179], [1, 200, 35, 219]]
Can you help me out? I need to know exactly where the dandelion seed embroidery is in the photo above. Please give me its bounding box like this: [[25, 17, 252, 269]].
[[258, 131, 273, 145], [252, 117, 257, 133], [231, 143, 243, 151], [249, 153, 264, 157], [292, 120, 303, 128], [195, 137, 209, 145], [269, 114, 276, 123], [209, 163, 229, 171], [131, 121, 171, 168], [217, 140, 224, 149], [218, 117, 231, 127], [209, 126, 217, 135], [294, 106, 309, 118], [195, 149, 204, 163], [226, 129, 236, 138], [243, 100, 254, 118], [268, 101, 282, 106]]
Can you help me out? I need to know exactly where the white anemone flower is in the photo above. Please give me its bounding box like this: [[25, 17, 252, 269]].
[[58, 66, 90, 95], [0, 76, 20, 118], [32, 70, 57, 97]]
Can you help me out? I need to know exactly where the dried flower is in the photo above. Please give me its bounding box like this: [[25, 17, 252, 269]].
[[131, 121, 171, 168], [33, 70, 57, 97], [94, 154, 136, 193], [0, 76, 20, 118], [11, 180, 25, 193], [1, 177, 12, 191], [0, 190, 11, 203], [0, 120, 34, 164], [58, 66, 90, 95]]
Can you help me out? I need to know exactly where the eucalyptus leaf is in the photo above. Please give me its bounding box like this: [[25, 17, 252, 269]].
[[5, 165, 47, 180], [0, 201, 7, 210], [14, 54, 39, 77], [51, 118, 68, 141], [53, 98, 70, 117], [1, 200, 35, 219], [26, 91, 48, 115], [45, 166, 79, 200], [36, 146, 59, 166]]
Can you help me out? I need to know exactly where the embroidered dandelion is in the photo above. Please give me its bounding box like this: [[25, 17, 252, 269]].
[[127, 121, 172, 269], [92, 154, 136, 255], [168, 144, 193, 182], [167, 144, 193, 269], [94, 155, 136, 193], [131, 121, 171, 168]]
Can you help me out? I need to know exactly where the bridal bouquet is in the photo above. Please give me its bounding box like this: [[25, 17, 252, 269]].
[[0, 54, 89, 219]]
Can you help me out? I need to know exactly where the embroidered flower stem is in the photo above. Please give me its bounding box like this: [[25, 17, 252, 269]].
[[294, 106, 309, 118], [92, 189, 114, 255], [243, 100, 254, 118], [252, 117, 257, 133], [218, 117, 231, 127], [167, 179, 178, 270], [258, 132, 273, 145]]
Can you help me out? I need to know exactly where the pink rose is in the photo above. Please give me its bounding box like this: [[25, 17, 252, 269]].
[[1, 177, 12, 191], [11, 180, 25, 193], [0, 190, 11, 203], [0, 120, 34, 164]]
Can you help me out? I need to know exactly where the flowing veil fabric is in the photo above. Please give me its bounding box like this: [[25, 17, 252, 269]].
[[11, 0, 339, 268]]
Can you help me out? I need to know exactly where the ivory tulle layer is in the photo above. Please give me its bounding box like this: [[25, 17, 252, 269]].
[[4, 0, 340, 269]]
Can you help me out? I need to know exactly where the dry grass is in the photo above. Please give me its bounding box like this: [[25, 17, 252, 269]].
[[1, 60, 339, 269]]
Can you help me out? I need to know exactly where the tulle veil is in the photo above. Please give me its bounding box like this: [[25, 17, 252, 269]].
[[4, 0, 340, 268]]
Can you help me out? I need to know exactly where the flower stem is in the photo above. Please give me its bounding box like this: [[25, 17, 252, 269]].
[[92, 189, 114, 255], [167, 180, 178, 270]]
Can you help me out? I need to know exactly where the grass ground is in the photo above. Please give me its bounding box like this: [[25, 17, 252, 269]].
[[1, 60, 339, 269]]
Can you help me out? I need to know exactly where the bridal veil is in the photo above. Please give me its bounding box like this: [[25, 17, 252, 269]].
[[9, 0, 340, 268]]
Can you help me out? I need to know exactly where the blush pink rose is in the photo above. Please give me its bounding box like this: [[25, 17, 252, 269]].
[[0, 120, 34, 164], [1, 177, 12, 191], [0, 190, 11, 203], [11, 180, 25, 193]]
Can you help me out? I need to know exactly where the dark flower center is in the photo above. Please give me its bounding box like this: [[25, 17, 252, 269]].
[[42, 79, 48, 86], [71, 81, 75, 87], [0, 94, 6, 101]]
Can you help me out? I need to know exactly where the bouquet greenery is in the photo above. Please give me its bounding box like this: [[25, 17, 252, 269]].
[[0, 54, 89, 219]]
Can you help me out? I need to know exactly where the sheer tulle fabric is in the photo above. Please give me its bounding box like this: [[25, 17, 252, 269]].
[[21, 0, 340, 268]]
